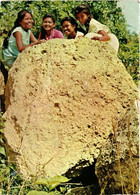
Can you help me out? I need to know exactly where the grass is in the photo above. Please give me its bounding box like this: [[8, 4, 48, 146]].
[[111, 117, 138, 194], [112, 120, 124, 194]]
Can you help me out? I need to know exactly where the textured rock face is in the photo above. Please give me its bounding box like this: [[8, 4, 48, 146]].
[[95, 103, 139, 194], [4, 38, 138, 184], [0, 71, 4, 96], [0, 71, 5, 113]]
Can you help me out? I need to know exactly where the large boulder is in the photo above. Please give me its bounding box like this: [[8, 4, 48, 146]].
[[3, 38, 138, 192]]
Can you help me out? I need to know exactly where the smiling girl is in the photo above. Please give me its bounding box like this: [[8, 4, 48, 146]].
[[2, 10, 43, 68], [75, 3, 119, 52], [38, 14, 64, 40], [61, 16, 84, 39]]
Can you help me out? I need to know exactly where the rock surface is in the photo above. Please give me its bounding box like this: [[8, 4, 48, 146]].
[[3, 38, 138, 192], [95, 103, 139, 194], [0, 70, 5, 113], [0, 71, 4, 96]]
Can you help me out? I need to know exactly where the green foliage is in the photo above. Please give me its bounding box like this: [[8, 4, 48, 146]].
[[35, 176, 70, 191], [27, 191, 54, 195], [0, 116, 6, 163], [0, 1, 135, 41], [118, 33, 139, 85], [27, 176, 70, 195]]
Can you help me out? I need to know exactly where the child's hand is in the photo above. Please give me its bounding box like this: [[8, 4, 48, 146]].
[[34, 39, 46, 45], [77, 35, 84, 38], [39, 39, 46, 43], [91, 36, 100, 40]]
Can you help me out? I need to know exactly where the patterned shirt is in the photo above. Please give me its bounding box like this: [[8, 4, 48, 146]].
[[40, 29, 64, 40]]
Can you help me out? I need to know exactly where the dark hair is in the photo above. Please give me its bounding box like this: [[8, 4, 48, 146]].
[[61, 16, 78, 32], [3, 10, 33, 48], [40, 14, 55, 39], [75, 3, 92, 33]]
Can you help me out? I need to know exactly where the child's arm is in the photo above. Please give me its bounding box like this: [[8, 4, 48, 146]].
[[14, 31, 45, 53], [91, 30, 110, 41], [38, 32, 41, 41], [30, 31, 38, 42], [30, 32, 46, 43]]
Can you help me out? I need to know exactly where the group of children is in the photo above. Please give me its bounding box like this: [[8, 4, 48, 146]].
[[1, 3, 119, 69]]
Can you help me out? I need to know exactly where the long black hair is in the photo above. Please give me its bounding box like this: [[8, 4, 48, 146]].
[[40, 14, 55, 39], [3, 10, 33, 49], [74, 3, 92, 34]]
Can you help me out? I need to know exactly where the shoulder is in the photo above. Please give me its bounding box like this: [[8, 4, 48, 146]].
[[12, 27, 23, 34], [90, 18, 110, 33], [12, 27, 31, 35], [89, 18, 101, 26], [53, 29, 64, 38]]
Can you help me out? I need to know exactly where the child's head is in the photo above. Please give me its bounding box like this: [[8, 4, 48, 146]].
[[75, 3, 91, 26], [42, 14, 55, 32], [61, 16, 77, 38], [14, 10, 34, 30]]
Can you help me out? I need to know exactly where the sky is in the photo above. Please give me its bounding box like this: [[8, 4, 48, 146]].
[[117, 0, 139, 34]]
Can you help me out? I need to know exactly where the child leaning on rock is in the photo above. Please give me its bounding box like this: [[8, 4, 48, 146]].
[[75, 3, 119, 52], [38, 14, 64, 40], [1, 10, 45, 68]]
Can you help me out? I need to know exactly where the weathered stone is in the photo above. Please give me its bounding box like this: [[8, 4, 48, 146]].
[[0, 70, 5, 113], [0, 71, 4, 96], [95, 104, 139, 194], [3, 38, 138, 190]]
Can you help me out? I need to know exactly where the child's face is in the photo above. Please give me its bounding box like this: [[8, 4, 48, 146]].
[[43, 17, 55, 32], [62, 21, 76, 37], [76, 12, 89, 25], [20, 13, 34, 31]]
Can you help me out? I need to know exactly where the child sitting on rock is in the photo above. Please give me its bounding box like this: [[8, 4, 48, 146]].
[[74, 3, 119, 52], [1, 10, 44, 68], [38, 14, 64, 40], [61, 16, 84, 39]]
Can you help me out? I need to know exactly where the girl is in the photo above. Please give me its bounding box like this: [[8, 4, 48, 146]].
[[61, 16, 84, 39], [2, 10, 44, 68], [38, 14, 64, 40], [75, 3, 119, 52]]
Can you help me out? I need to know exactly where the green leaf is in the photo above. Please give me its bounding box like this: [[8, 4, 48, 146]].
[[47, 176, 70, 191], [27, 191, 54, 195], [0, 129, 4, 133], [34, 176, 70, 191], [48, 175, 70, 183], [60, 186, 66, 193], [0, 136, 4, 143], [5, 167, 10, 174], [34, 178, 49, 186], [48, 181, 61, 191], [0, 120, 5, 128], [0, 159, 6, 164], [0, 146, 6, 156]]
